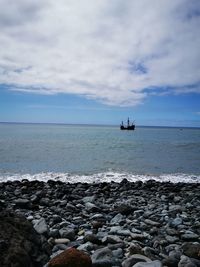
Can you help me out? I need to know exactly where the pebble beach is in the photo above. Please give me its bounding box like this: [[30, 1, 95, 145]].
[[0, 179, 200, 267]]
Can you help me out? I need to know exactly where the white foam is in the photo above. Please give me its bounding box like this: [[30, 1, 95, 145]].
[[0, 171, 199, 183]]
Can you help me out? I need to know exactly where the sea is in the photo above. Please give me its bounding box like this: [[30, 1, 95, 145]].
[[0, 123, 200, 183]]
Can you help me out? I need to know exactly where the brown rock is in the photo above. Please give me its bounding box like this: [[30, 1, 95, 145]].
[[48, 247, 92, 267], [182, 242, 200, 259]]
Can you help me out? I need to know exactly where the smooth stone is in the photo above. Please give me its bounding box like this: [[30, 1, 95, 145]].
[[132, 228, 142, 234], [131, 233, 148, 241], [85, 202, 99, 212], [82, 196, 96, 203], [171, 217, 183, 227], [117, 229, 132, 236], [109, 226, 122, 234], [133, 260, 162, 267], [102, 235, 123, 244], [181, 233, 199, 241], [49, 229, 59, 238], [14, 198, 30, 209], [144, 219, 160, 227], [169, 205, 182, 213], [111, 214, 124, 224], [166, 235, 179, 243], [129, 243, 143, 255], [54, 238, 70, 244], [178, 255, 197, 267], [59, 228, 75, 241], [48, 247, 92, 267], [33, 217, 48, 234], [166, 228, 178, 236], [163, 256, 179, 267], [92, 247, 113, 262], [77, 241, 94, 252], [84, 234, 102, 245], [122, 254, 152, 267], [52, 244, 68, 253], [91, 214, 105, 219], [112, 248, 123, 258]]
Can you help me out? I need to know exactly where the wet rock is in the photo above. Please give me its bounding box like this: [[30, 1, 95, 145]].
[[48, 247, 92, 267]]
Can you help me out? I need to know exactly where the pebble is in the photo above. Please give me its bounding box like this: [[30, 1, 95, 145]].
[[1, 180, 200, 267]]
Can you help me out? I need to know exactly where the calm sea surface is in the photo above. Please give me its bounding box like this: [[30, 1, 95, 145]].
[[0, 123, 200, 183]]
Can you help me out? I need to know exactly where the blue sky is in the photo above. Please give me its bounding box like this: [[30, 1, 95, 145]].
[[0, 0, 200, 127]]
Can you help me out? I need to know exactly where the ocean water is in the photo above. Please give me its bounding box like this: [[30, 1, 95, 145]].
[[0, 123, 200, 183]]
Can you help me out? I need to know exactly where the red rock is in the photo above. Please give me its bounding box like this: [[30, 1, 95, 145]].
[[48, 247, 92, 267]]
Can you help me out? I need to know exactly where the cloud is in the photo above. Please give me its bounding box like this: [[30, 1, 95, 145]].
[[0, 0, 200, 106]]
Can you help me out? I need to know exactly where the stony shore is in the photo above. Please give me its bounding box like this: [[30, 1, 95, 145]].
[[0, 179, 200, 267]]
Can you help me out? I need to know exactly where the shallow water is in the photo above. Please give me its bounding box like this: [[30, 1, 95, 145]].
[[0, 123, 199, 183]]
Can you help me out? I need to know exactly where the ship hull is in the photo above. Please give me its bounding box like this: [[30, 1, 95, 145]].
[[120, 125, 135, 130]]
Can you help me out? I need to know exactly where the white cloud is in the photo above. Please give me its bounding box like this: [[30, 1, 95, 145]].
[[0, 0, 200, 106]]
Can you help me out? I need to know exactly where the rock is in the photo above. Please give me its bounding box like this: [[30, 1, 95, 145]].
[[14, 198, 30, 209], [133, 260, 162, 267], [54, 238, 70, 245], [129, 243, 143, 255], [144, 219, 160, 227], [34, 217, 49, 234], [171, 217, 183, 228], [178, 255, 196, 267], [182, 243, 200, 259], [169, 205, 183, 213], [116, 203, 135, 215], [84, 234, 102, 245], [118, 229, 132, 236], [109, 226, 122, 234], [110, 213, 124, 224], [163, 255, 180, 267], [166, 235, 179, 243], [122, 254, 152, 267], [91, 247, 113, 262], [112, 248, 123, 258], [131, 233, 148, 241], [59, 228, 75, 241], [82, 196, 96, 203], [85, 202, 100, 212], [48, 247, 92, 267], [0, 211, 50, 267], [181, 233, 199, 241], [77, 241, 94, 252], [102, 235, 123, 244]]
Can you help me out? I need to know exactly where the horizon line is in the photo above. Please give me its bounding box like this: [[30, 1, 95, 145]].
[[0, 121, 200, 129]]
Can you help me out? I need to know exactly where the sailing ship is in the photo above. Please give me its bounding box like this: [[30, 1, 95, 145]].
[[120, 118, 135, 130]]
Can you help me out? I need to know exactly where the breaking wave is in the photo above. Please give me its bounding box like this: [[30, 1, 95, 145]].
[[0, 171, 199, 183]]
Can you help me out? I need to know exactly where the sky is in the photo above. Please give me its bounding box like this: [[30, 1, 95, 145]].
[[0, 0, 200, 127]]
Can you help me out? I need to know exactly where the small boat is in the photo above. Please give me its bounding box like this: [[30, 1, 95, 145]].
[[120, 118, 135, 130]]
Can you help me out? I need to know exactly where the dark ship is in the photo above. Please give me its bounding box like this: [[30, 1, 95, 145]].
[[120, 118, 135, 130]]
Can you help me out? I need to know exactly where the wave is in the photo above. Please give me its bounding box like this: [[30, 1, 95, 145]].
[[0, 171, 199, 183]]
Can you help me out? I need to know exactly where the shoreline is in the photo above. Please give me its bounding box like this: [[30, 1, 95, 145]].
[[1, 179, 200, 266]]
